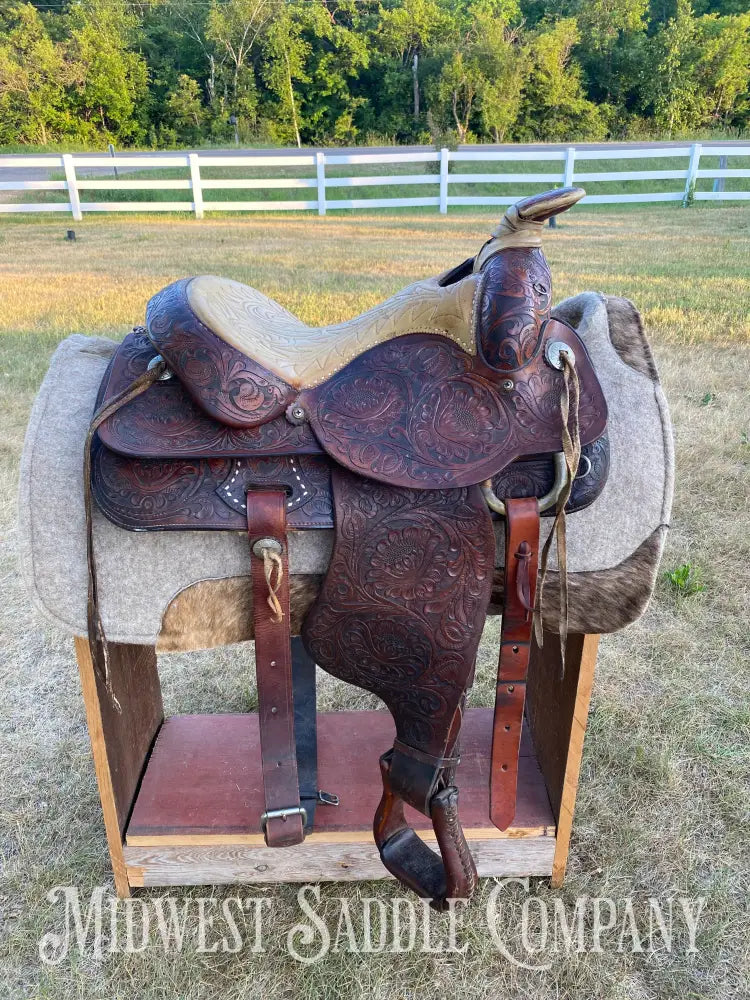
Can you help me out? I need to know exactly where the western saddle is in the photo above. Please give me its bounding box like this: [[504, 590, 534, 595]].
[[86, 186, 608, 908]]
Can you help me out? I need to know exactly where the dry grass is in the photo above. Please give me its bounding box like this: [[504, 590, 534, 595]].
[[0, 206, 749, 999]]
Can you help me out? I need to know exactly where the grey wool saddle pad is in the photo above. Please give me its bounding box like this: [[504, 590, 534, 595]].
[[18, 292, 673, 650]]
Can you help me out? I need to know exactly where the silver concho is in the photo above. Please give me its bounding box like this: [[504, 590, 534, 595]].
[[146, 354, 173, 381], [545, 341, 575, 371]]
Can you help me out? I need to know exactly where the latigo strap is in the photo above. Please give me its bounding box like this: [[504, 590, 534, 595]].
[[246, 490, 305, 848], [490, 497, 541, 831]]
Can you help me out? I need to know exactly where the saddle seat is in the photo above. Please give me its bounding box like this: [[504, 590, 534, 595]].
[[159, 271, 479, 390], [152, 183, 583, 394]]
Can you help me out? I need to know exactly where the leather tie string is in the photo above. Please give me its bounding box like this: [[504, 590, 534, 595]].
[[254, 541, 285, 625], [84, 356, 168, 712], [534, 351, 581, 674]]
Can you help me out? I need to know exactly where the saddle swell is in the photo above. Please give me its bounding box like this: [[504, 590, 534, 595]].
[[89, 187, 608, 907]]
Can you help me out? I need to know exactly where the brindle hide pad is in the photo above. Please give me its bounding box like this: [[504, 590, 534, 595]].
[[156, 527, 666, 652], [156, 574, 322, 652]]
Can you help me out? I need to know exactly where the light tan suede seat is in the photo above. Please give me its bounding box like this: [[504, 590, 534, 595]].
[[150, 191, 579, 391], [185, 272, 479, 388]]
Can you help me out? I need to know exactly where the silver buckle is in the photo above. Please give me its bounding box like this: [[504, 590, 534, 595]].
[[260, 805, 307, 833], [317, 790, 340, 807]]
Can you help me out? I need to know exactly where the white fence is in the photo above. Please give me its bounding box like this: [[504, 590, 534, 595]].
[[1, 142, 749, 219]]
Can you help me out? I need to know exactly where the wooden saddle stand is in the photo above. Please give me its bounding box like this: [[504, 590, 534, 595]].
[[84, 187, 609, 906]]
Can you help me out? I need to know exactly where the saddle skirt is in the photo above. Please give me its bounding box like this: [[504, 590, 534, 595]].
[[92, 326, 610, 531]]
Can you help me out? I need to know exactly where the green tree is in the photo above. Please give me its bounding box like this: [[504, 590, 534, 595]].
[[644, 0, 706, 135], [697, 12, 750, 129], [64, 0, 149, 143], [473, 9, 526, 142], [424, 2, 525, 142], [167, 74, 206, 142], [0, 3, 69, 145], [261, 3, 310, 146], [206, 0, 279, 106], [278, 0, 369, 145], [365, 0, 452, 139], [515, 18, 607, 141], [568, 0, 650, 107]]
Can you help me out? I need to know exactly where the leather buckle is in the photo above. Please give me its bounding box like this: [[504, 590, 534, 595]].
[[260, 805, 307, 834]]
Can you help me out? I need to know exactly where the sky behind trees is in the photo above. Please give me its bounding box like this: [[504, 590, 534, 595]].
[[0, 0, 748, 149]]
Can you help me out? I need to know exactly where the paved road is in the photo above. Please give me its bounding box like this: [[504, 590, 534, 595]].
[[0, 140, 744, 183]]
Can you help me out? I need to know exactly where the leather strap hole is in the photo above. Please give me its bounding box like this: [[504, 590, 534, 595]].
[[504, 725, 511, 731], [507, 684, 514, 693], [512, 645, 519, 653], [501, 764, 508, 771]]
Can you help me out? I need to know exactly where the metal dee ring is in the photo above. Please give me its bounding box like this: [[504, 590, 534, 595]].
[[575, 453, 592, 480], [481, 451, 567, 517]]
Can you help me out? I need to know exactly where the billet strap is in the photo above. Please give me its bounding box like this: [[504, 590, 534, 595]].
[[490, 497, 540, 832], [84, 358, 168, 711], [246, 490, 305, 848], [292, 636, 333, 834], [374, 740, 477, 910]]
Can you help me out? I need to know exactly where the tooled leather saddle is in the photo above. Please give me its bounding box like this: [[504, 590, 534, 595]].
[[86, 187, 608, 907]]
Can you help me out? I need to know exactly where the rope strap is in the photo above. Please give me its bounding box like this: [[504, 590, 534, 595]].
[[534, 351, 581, 674]]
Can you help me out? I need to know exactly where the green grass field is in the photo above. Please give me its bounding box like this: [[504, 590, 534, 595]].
[[0, 206, 748, 998]]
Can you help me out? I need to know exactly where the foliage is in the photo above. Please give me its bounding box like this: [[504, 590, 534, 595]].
[[664, 563, 705, 596], [0, 0, 748, 147]]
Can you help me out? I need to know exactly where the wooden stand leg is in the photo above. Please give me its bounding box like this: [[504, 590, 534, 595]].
[[74, 637, 163, 898], [525, 631, 600, 888]]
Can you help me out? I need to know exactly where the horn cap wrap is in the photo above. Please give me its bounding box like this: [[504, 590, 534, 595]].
[[474, 186, 586, 270]]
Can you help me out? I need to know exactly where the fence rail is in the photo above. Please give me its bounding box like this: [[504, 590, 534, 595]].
[[1, 142, 749, 218]]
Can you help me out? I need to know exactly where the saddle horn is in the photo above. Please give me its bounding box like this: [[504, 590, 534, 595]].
[[516, 185, 586, 222], [473, 186, 586, 370], [473, 186, 585, 269]]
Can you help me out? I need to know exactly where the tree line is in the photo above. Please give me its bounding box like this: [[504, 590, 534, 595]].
[[0, 0, 748, 149]]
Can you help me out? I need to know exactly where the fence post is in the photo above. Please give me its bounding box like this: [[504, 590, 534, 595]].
[[189, 153, 204, 219], [62, 154, 82, 221], [564, 146, 576, 188], [683, 142, 701, 206], [713, 153, 727, 194], [316, 151, 326, 216], [439, 147, 449, 214]]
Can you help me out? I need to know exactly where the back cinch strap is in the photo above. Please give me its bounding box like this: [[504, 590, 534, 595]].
[[490, 497, 540, 832]]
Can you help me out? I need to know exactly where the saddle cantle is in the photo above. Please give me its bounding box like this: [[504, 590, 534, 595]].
[[88, 186, 609, 907]]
